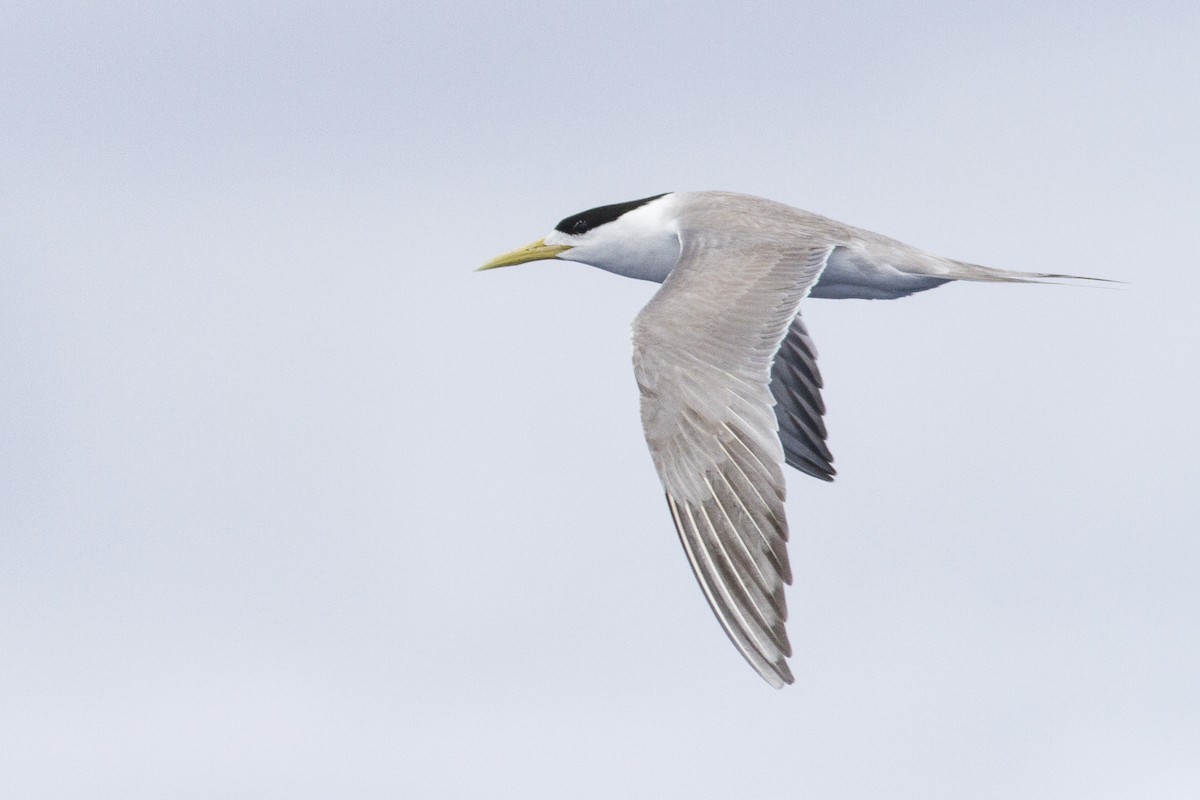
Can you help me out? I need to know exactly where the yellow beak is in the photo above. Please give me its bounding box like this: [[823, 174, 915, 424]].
[[478, 238, 573, 271]]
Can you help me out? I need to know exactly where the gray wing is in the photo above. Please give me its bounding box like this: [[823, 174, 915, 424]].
[[771, 315, 835, 481], [632, 217, 832, 687]]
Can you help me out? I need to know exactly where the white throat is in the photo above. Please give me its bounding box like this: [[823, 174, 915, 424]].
[[545, 193, 682, 283]]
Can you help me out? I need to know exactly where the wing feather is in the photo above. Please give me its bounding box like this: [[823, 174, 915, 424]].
[[632, 196, 832, 686], [771, 315, 836, 481]]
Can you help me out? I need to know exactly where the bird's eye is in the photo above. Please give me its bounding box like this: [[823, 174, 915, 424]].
[[572, 219, 589, 234]]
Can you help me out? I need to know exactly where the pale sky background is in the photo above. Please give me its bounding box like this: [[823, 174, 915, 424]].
[[3, 2, 1199, 798]]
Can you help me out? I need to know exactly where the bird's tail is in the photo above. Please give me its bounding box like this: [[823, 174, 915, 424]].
[[941, 259, 1119, 288]]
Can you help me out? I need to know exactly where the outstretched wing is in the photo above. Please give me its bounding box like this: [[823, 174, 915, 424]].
[[771, 315, 835, 481], [632, 208, 831, 687]]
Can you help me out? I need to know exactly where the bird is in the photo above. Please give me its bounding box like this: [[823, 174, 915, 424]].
[[479, 191, 1105, 688]]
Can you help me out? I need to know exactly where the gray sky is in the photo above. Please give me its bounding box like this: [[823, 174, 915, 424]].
[[3, 2, 1198, 797]]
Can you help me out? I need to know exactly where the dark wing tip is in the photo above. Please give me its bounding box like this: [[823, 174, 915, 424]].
[[786, 453, 837, 481]]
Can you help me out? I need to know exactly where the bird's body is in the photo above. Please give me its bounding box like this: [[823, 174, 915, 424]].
[[481, 191, 1104, 688]]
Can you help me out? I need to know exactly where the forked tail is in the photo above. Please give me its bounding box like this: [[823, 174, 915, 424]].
[[942, 259, 1120, 287]]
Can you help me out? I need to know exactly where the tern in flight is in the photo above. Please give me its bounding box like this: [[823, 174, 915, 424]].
[[481, 191, 1104, 687]]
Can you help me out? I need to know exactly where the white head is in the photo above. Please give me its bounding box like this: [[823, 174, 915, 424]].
[[479, 193, 682, 283]]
